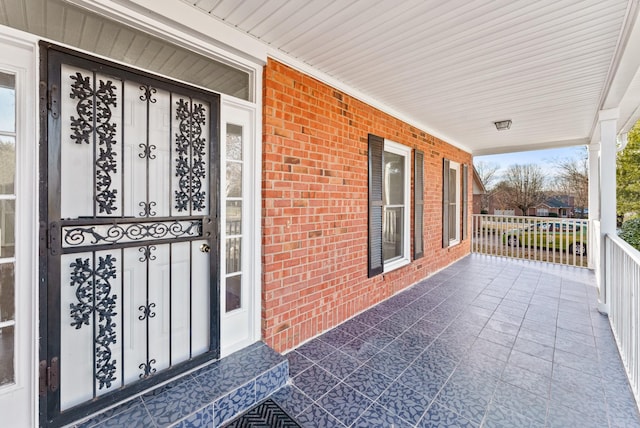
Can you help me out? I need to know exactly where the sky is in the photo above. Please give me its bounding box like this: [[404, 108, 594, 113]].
[[474, 145, 587, 180]]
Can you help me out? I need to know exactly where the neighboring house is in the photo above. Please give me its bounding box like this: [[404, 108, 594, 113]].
[[480, 193, 576, 217], [529, 195, 576, 218], [472, 167, 487, 214]]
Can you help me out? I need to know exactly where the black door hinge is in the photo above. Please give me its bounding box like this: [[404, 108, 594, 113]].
[[41, 83, 59, 119], [39, 357, 59, 396], [47, 222, 60, 256]]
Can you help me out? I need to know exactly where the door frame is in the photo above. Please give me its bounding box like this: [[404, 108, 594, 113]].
[[39, 42, 222, 427], [0, 25, 39, 428]]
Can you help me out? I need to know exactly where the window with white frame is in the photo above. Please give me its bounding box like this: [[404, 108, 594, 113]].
[[367, 134, 413, 277], [537, 207, 549, 217], [382, 140, 411, 270], [443, 159, 467, 248], [0, 71, 16, 387]]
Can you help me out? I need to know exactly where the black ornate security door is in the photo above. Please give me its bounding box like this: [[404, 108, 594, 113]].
[[41, 46, 219, 427]]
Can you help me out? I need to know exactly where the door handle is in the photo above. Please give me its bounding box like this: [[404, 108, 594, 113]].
[[200, 243, 211, 253]]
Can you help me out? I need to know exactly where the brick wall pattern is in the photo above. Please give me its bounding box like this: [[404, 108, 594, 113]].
[[262, 58, 472, 353]]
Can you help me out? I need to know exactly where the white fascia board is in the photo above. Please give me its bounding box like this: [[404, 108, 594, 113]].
[[473, 138, 589, 156], [602, 1, 640, 110], [267, 49, 472, 154], [64, 0, 268, 68], [591, 1, 640, 138]]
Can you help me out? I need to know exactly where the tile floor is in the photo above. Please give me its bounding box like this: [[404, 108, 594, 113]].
[[274, 254, 640, 427], [74, 342, 288, 427]]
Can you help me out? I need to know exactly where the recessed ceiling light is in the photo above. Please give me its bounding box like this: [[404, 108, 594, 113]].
[[494, 120, 512, 131]]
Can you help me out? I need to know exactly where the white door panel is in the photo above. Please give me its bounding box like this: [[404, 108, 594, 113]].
[[220, 102, 257, 356]]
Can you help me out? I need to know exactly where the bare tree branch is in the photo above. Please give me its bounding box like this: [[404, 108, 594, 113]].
[[499, 164, 547, 215]]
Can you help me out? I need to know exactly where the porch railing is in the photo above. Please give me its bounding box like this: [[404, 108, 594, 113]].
[[606, 234, 640, 404], [471, 214, 588, 267]]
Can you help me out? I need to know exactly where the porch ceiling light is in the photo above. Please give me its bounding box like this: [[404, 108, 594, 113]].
[[494, 120, 512, 131]]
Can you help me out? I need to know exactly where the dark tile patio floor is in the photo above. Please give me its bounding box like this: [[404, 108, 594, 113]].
[[275, 254, 640, 427]]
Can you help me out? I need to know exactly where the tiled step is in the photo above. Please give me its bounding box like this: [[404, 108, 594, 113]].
[[74, 342, 288, 428]]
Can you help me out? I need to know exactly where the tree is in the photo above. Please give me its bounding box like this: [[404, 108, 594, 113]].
[[474, 160, 500, 212], [474, 160, 500, 190], [499, 164, 547, 215], [617, 121, 640, 220], [551, 147, 588, 218]]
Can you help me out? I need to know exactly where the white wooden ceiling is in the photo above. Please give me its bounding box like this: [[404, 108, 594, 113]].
[[2, 0, 640, 154], [0, 0, 252, 99], [182, 0, 638, 154]]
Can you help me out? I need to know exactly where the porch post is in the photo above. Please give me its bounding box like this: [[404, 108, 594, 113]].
[[597, 108, 619, 314], [588, 142, 600, 271]]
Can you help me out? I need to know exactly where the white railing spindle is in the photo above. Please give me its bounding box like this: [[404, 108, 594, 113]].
[[606, 234, 640, 408], [471, 214, 589, 268]]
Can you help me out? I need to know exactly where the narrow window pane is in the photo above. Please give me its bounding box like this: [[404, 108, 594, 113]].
[[449, 202, 457, 241], [0, 136, 15, 195], [226, 163, 242, 198], [0, 325, 14, 386], [0, 262, 15, 322], [449, 168, 457, 202], [226, 124, 243, 161], [383, 152, 404, 205], [449, 168, 458, 241], [226, 237, 241, 274], [0, 72, 16, 133], [383, 207, 403, 262], [0, 200, 15, 258], [226, 275, 241, 312], [226, 201, 242, 235]]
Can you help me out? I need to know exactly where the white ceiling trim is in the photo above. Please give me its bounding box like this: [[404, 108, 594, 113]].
[[64, 0, 268, 69]]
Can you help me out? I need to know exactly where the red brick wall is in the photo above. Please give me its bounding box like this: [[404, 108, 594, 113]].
[[262, 58, 472, 353]]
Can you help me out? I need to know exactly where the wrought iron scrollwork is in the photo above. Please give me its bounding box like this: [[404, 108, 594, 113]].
[[69, 255, 118, 390], [69, 73, 93, 145], [69, 72, 119, 214], [138, 303, 156, 321], [138, 245, 157, 262], [139, 359, 157, 379], [138, 84, 157, 160], [175, 98, 207, 212], [63, 220, 202, 247], [138, 142, 157, 160], [139, 201, 157, 217], [139, 85, 157, 103]]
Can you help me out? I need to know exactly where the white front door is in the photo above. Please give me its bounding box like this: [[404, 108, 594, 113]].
[[0, 28, 38, 428], [220, 101, 259, 356]]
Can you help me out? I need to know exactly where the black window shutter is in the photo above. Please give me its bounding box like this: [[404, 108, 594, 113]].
[[442, 158, 450, 248], [414, 150, 424, 259], [462, 163, 468, 240], [368, 134, 384, 277]]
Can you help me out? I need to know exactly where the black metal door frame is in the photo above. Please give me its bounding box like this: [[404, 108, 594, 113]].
[[38, 43, 220, 428]]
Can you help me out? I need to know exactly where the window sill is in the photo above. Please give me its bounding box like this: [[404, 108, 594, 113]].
[[384, 258, 410, 274]]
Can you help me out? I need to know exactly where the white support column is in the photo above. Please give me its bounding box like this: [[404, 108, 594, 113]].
[[588, 143, 600, 223], [598, 108, 619, 314], [588, 143, 600, 273]]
